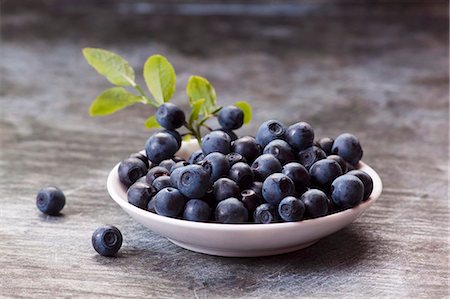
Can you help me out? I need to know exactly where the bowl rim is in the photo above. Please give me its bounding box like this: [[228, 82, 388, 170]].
[[107, 156, 382, 231]]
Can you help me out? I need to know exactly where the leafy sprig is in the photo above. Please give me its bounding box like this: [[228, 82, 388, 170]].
[[83, 48, 252, 146]]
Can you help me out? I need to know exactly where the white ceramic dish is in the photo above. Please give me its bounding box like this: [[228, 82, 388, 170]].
[[107, 140, 382, 257]]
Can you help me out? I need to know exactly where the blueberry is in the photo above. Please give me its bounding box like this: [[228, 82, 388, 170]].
[[145, 132, 179, 164], [218, 105, 244, 130], [170, 161, 190, 174], [347, 170, 373, 201], [183, 199, 211, 222], [254, 203, 278, 224], [226, 153, 247, 166], [151, 176, 172, 192], [213, 178, 240, 202], [156, 103, 186, 130], [249, 181, 263, 198], [285, 122, 314, 151], [154, 187, 186, 217], [240, 189, 262, 213], [188, 149, 205, 164], [255, 120, 286, 148], [201, 187, 217, 208], [278, 196, 305, 222], [170, 166, 184, 188], [282, 162, 310, 193], [146, 166, 170, 185], [331, 133, 363, 166], [36, 187, 66, 216], [331, 174, 364, 209], [262, 173, 295, 205], [92, 225, 122, 257], [129, 152, 150, 169], [263, 139, 295, 165], [127, 181, 155, 209], [176, 165, 211, 198], [159, 159, 176, 172], [229, 162, 254, 189], [118, 158, 148, 187], [327, 155, 348, 173], [251, 154, 282, 181], [215, 128, 238, 141], [203, 152, 230, 183], [215, 198, 248, 223], [309, 159, 343, 187], [202, 130, 231, 155], [162, 130, 182, 149], [298, 146, 326, 169], [315, 137, 334, 155], [147, 197, 156, 212], [300, 189, 329, 218], [231, 136, 261, 163]]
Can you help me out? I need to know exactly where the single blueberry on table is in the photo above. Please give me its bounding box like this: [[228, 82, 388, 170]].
[[282, 162, 310, 194], [118, 157, 148, 187], [129, 152, 150, 169], [215, 198, 248, 223], [215, 128, 238, 141], [331, 174, 364, 209], [146, 166, 170, 185], [151, 176, 173, 192], [331, 133, 363, 166], [315, 137, 334, 155], [176, 164, 211, 198], [145, 132, 179, 164], [347, 170, 373, 201], [251, 154, 282, 181], [226, 153, 247, 166], [156, 103, 186, 130], [154, 187, 186, 217], [240, 189, 262, 214], [255, 120, 286, 148], [188, 149, 205, 164], [327, 155, 348, 173], [263, 139, 295, 165], [218, 105, 244, 130], [159, 159, 176, 172], [202, 152, 230, 183], [262, 173, 295, 205], [213, 178, 240, 202], [300, 189, 329, 218], [278, 196, 305, 222], [254, 203, 279, 224], [298, 146, 326, 169], [284, 122, 314, 151], [183, 199, 211, 222], [162, 129, 182, 149], [170, 161, 190, 174], [202, 130, 232, 155], [92, 225, 123, 257], [309, 159, 343, 187], [231, 136, 261, 164], [127, 181, 155, 209], [228, 162, 254, 189], [36, 186, 66, 216]]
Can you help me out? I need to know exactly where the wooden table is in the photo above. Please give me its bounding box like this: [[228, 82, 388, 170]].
[[1, 2, 448, 298]]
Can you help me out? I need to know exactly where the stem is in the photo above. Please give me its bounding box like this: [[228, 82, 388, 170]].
[[135, 85, 159, 108]]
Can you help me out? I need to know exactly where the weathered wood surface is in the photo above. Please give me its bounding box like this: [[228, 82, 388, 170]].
[[0, 2, 448, 298]]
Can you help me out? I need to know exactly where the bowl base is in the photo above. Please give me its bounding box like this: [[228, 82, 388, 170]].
[[167, 238, 320, 257]]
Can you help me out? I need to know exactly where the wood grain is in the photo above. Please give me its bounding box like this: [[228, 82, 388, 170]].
[[0, 2, 448, 298]]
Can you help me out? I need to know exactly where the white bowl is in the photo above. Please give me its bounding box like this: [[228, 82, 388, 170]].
[[107, 141, 382, 257]]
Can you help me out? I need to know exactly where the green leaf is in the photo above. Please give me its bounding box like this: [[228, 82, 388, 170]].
[[189, 98, 206, 125], [82, 48, 135, 86], [234, 101, 252, 124], [186, 76, 217, 113], [89, 87, 142, 116], [182, 134, 191, 142], [143, 55, 176, 104], [144, 115, 161, 130]]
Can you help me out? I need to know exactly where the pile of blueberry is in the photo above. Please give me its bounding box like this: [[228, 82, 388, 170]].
[[119, 103, 373, 224]]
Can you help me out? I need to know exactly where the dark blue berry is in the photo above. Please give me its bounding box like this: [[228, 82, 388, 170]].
[[263, 139, 295, 165], [170, 161, 190, 174], [309, 159, 343, 187], [249, 181, 263, 198], [228, 162, 254, 189], [176, 165, 211, 198], [300, 189, 329, 218], [36, 187, 66, 216], [215, 128, 238, 141], [159, 159, 176, 172], [231, 136, 261, 164], [183, 199, 211, 222], [254, 203, 278, 224], [154, 187, 186, 217], [162, 130, 182, 149], [202, 130, 231, 155], [188, 149, 205, 164], [284, 122, 314, 151], [156, 103, 186, 130], [332, 133, 363, 166], [118, 157, 147, 187], [147, 197, 156, 213], [241, 189, 262, 213], [145, 132, 179, 164], [347, 170, 373, 201], [316, 137, 334, 155], [331, 174, 364, 209], [298, 146, 326, 169], [278, 196, 305, 222], [127, 181, 155, 209], [255, 120, 286, 148], [92, 225, 122, 257], [282, 162, 310, 193], [251, 154, 282, 181], [327, 155, 348, 173], [129, 152, 150, 169], [145, 166, 170, 185], [262, 173, 295, 205], [202, 152, 230, 183], [215, 198, 248, 223], [226, 153, 247, 166], [213, 178, 240, 202], [218, 105, 244, 130], [151, 176, 172, 192]]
